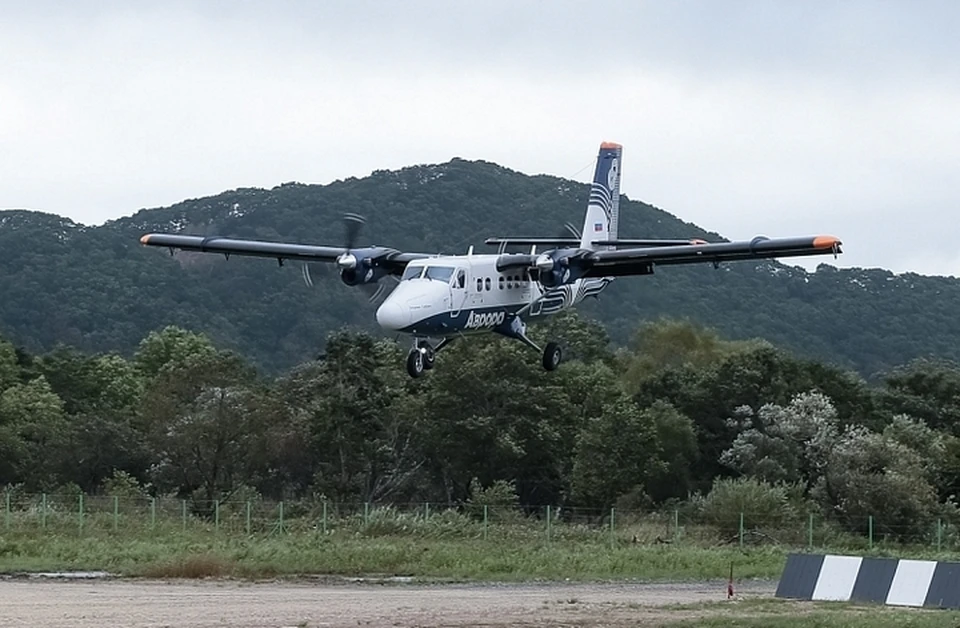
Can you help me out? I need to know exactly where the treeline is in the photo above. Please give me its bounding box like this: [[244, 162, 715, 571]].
[[2, 312, 959, 539]]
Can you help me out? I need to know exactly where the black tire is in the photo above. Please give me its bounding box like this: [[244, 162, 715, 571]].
[[423, 347, 436, 370], [542, 342, 562, 371], [406, 349, 425, 378]]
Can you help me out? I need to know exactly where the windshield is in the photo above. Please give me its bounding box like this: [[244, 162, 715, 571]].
[[401, 265, 425, 281], [424, 266, 455, 282]]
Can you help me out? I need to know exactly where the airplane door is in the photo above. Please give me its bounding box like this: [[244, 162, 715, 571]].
[[450, 268, 467, 316]]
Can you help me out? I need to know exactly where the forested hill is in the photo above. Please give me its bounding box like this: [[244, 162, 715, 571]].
[[0, 158, 957, 376]]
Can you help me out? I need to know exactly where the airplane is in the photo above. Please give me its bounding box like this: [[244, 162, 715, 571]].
[[140, 142, 842, 378]]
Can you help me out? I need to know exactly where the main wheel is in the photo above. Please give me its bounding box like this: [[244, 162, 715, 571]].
[[542, 342, 562, 371], [406, 349, 425, 378], [423, 346, 436, 370]]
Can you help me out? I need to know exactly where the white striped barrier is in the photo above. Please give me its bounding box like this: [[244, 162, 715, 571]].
[[776, 553, 960, 608]]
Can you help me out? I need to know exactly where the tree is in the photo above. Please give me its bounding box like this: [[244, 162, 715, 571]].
[[140, 350, 266, 503], [0, 375, 68, 488], [0, 337, 18, 392], [570, 397, 661, 509], [815, 416, 947, 538], [418, 335, 582, 505], [879, 358, 960, 433], [134, 326, 218, 378], [280, 330, 426, 503], [721, 392, 840, 488]]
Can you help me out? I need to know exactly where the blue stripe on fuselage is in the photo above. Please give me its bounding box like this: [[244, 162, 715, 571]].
[[398, 304, 527, 337]]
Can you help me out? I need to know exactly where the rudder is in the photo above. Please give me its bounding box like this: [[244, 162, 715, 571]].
[[579, 141, 622, 250]]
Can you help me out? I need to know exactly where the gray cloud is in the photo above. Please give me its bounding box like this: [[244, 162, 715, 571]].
[[1, 1, 958, 274]]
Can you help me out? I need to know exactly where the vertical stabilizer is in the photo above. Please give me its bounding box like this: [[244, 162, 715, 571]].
[[580, 142, 622, 250]]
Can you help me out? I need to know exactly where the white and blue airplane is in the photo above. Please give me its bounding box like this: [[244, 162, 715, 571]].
[[140, 142, 842, 377]]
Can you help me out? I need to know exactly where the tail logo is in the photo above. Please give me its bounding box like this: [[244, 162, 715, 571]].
[[607, 158, 619, 191]]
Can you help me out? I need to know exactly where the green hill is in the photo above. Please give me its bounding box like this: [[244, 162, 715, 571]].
[[1, 158, 956, 376]]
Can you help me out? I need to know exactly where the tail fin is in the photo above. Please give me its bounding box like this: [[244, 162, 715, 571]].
[[580, 142, 622, 251]]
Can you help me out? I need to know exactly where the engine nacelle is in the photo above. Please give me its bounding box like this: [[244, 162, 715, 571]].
[[535, 250, 583, 288], [337, 252, 386, 286]]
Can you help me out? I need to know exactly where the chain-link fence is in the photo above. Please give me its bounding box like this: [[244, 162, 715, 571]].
[[3, 492, 957, 554]]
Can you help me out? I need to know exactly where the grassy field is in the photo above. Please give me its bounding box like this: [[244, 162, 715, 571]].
[[1, 499, 957, 583], [661, 599, 960, 627], [0, 529, 787, 580]]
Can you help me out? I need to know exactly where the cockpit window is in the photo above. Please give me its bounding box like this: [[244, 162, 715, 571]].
[[424, 266, 455, 282], [401, 266, 425, 281]]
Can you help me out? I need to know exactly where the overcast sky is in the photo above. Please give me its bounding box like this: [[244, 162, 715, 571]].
[[2, 1, 958, 275]]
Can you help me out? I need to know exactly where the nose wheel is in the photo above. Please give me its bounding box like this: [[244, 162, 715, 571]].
[[542, 342, 562, 371], [405, 338, 447, 378], [406, 349, 425, 378]]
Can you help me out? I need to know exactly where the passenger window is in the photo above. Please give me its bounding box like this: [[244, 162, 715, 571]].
[[485, 277, 491, 291], [498, 276, 504, 290], [476, 278, 483, 292]]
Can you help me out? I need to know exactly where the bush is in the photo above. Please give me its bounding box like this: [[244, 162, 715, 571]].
[[697, 477, 795, 537]]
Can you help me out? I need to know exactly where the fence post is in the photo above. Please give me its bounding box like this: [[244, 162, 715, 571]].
[[609, 507, 616, 548], [278, 501, 285, 534], [483, 504, 488, 541], [246, 501, 251, 535], [937, 518, 943, 552], [42, 493, 47, 529], [364, 502, 370, 526], [151, 498, 156, 530], [113, 495, 118, 532], [79, 493, 84, 534], [215, 500, 220, 532], [4, 491, 9, 530], [868, 516, 874, 549], [181, 499, 187, 531], [546, 505, 552, 543], [738, 512, 744, 549], [322, 500, 328, 534], [424, 502, 429, 520], [673, 509, 679, 542], [808, 513, 814, 550]]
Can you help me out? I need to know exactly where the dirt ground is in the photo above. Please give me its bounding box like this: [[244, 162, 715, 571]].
[[0, 577, 776, 627]]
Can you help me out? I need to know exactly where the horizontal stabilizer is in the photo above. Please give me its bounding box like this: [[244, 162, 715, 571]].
[[485, 237, 581, 248]]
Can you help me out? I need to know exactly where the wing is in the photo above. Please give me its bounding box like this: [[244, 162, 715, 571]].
[[139, 233, 430, 276], [581, 235, 842, 277]]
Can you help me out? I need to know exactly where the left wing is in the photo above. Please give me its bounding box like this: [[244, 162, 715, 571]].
[[139, 233, 430, 276], [581, 235, 841, 277]]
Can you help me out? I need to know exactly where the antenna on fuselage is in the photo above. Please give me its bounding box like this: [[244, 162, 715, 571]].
[[467, 245, 474, 256]]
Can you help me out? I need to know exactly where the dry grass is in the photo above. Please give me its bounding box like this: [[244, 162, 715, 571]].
[[140, 553, 237, 579]]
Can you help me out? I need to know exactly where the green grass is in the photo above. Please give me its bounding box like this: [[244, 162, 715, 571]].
[[0, 529, 786, 580], [0, 503, 957, 582], [662, 599, 960, 627]]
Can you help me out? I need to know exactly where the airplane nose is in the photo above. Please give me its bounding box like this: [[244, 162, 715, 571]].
[[376, 301, 409, 331]]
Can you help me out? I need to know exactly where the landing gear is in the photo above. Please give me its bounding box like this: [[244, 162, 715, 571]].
[[496, 315, 564, 373], [406, 338, 451, 378], [542, 342, 562, 371], [406, 348, 425, 378]]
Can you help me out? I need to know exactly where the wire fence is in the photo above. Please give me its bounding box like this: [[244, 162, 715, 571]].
[[2, 492, 957, 552]]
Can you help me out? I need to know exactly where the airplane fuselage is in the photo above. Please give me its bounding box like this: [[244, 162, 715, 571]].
[[375, 252, 611, 338]]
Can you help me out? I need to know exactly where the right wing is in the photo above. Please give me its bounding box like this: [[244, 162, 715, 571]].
[[139, 234, 431, 275], [581, 235, 841, 277]]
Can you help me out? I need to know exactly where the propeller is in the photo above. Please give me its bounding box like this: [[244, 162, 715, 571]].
[[299, 212, 395, 303], [561, 221, 582, 241], [336, 212, 367, 270]]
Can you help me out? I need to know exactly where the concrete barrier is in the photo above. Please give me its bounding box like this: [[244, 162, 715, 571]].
[[776, 553, 960, 609]]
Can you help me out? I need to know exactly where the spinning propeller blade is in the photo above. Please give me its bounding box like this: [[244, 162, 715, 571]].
[[343, 212, 366, 251]]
